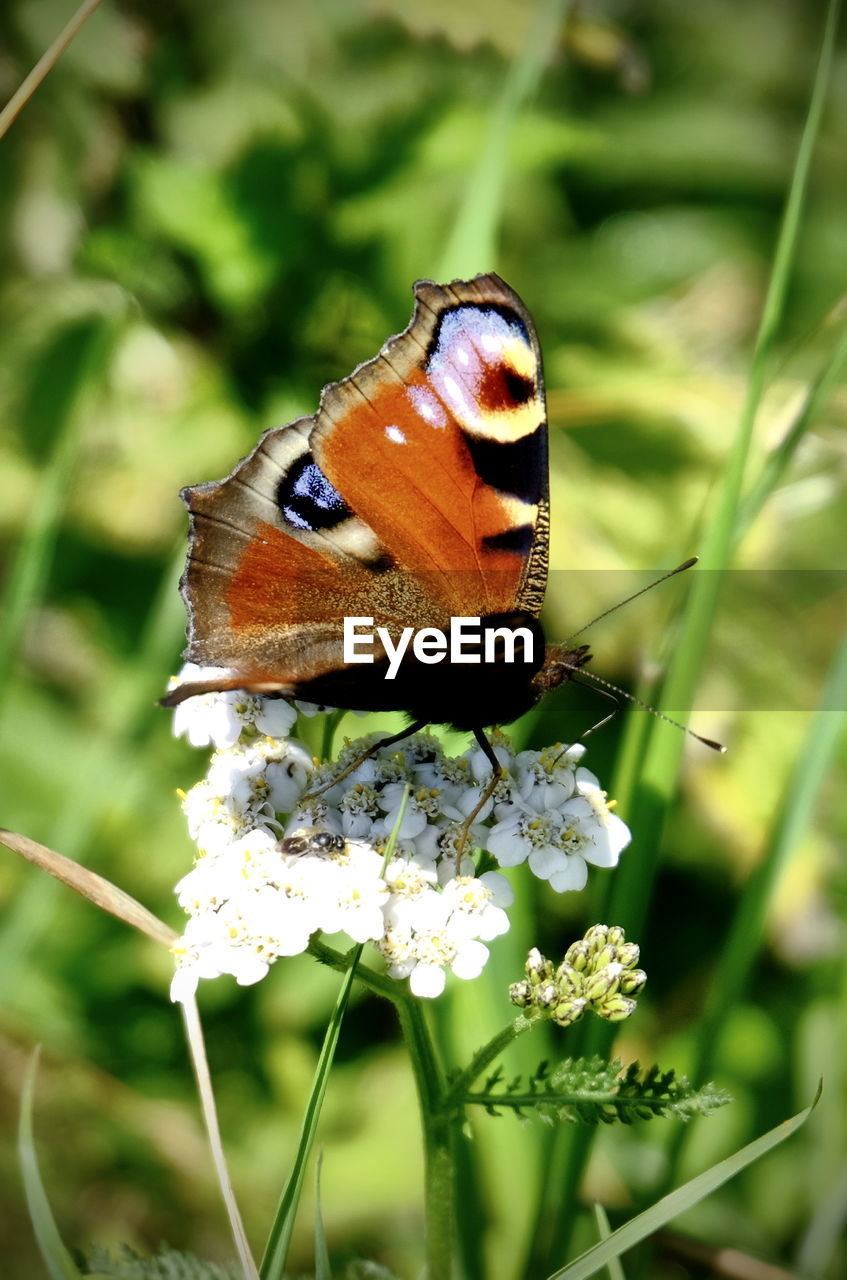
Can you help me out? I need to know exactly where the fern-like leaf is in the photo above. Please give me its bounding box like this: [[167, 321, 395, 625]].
[[82, 1243, 242, 1279], [457, 1057, 730, 1127]]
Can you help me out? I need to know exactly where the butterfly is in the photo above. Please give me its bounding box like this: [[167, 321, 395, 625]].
[[162, 274, 591, 777]]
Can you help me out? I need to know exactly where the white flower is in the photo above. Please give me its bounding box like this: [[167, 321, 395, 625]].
[[376, 783, 433, 838], [466, 736, 514, 784], [513, 742, 584, 813], [171, 663, 298, 749], [312, 840, 389, 942], [170, 665, 245, 749], [439, 871, 513, 940], [378, 914, 492, 996], [336, 782, 380, 839], [486, 810, 545, 868], [383, 857, 440, 928], [170, 687, 628, 998], [560, 793, 631, 869], [485, 792, 629, 893], [181, 775, 275, 854], [375, 862, 510, 997], [237, 736, 313, 811]]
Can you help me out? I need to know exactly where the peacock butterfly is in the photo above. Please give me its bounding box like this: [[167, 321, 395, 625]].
[[162, 274, 591, 767]]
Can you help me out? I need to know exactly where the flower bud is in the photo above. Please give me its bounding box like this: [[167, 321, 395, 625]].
[[509, 980, 532, 1006], [596, 994, 636, 1022], [526, 947, 551, 980], [619, 968, 647, 995], [616, 942, 641, 969], [552, 996, 587, 1027], [564, 939, 590, 971], [512, 926, 645, 1027], [536, 980, 558, 1007], [593, 943, 617, 970], [584, 962, 622, 1004], [583, 924, 609, 952]]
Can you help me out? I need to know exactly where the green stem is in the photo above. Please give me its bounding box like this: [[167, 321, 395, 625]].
[[307, 937, 400, 999], [396, 997, 455, 1279], [309, 938, 456, 1278], [445, 1014, 538, 1105], [320, 709, 347, 761]]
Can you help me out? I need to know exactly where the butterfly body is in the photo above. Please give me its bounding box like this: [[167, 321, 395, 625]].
[[164, 274, 590, 736]]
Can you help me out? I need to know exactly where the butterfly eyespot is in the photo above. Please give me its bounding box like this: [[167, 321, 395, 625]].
[[276, 455, 350, 532], [503, 369, 535, 405]]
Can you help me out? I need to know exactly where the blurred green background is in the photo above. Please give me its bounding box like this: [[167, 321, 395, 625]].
[[1, 1, 845, 1277]]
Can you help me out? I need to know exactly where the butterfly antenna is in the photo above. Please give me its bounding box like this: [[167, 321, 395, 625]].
[[564, 557, 699, 644], [571, 665, 725, 752]]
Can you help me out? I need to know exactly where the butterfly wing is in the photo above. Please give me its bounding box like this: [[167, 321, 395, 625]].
[[312, 274, 549, 618], [169, 273, 549, 704]]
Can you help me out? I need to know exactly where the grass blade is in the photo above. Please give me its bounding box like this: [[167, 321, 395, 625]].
[[735, 313, 847, 543], [259, 951, 367, 1276], [592, 1203, 625, 1280], [438, 0, 569, 279], [0, 827, 177, 948], [17, 1049, 86, 1280], [0, 0, 105, 140], [0, 315, 118, 713], [181, 998, 259, 1280], [531, 3, 842, 1268], [314, 1150, 333, 1280], [621, 0, 843, 849], [545, 1088, 820, 1280], [661, 616, 847, 1192]]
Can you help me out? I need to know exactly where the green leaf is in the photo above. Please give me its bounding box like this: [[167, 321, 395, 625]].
[[314, 1150, 333, 1280], [82, 1243, 241, 1277], [461, 1057, 729, 1126], [439, 0, 570, 278], [17, 1048, 85, 1280], [544, 1087, 820, 1280], [591, 1204, 625, 1280], [0, 315, 118, 713]]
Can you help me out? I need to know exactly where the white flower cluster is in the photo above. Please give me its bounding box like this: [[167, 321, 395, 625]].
[[169, 664, 630, 1001]]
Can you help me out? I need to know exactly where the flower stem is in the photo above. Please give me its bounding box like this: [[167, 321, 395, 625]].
[[445, 1013, 539, 1105], [395, 995, 455, 1280], [309, 939, 456, 1277]]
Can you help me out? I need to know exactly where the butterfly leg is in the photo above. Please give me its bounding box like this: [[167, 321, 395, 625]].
[[299, 718, 429, 804], [452, 728, 506, 869]]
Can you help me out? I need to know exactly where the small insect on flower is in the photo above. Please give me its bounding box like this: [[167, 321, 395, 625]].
[[280, 828, 346, 857]]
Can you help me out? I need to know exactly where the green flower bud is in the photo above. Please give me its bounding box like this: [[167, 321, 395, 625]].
[[564, 939, 590, 971], [619, 968, 647, 995], [616, 942, 641, 969], [552, 997, 587, 1027], [509, 980, 532, 1006], [583, 924, 609, 952], [526, 948, 554, 987], [596, 994, 636, 1022], [584, 962, 623, 1004], [593, 943, 618, 971], [515, 925, 645, 1028], [555, 961, 583, 996]]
